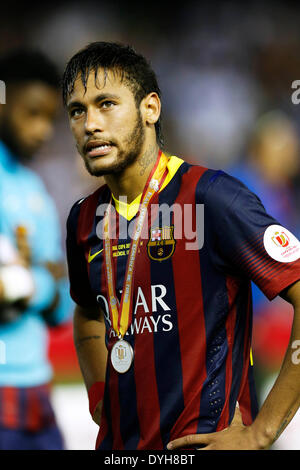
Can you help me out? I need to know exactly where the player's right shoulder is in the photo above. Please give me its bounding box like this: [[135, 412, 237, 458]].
[[67, 183, 110, 228]]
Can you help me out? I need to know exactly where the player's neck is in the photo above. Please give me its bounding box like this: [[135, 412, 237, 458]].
[[104, 142, 160, 204]]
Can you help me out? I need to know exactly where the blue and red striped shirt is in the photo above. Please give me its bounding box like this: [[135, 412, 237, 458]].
[[66, 156, 300, 450], [0, 384, 56, 431]]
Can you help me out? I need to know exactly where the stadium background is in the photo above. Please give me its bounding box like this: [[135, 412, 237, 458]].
[[1, 0, 300, 449]]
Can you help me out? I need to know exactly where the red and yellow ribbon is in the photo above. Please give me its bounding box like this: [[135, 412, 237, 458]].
[[103, 150, 169, 338]]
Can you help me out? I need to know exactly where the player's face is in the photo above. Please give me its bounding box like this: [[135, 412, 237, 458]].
[[67, 69, 145, 177], [0, 82, 59, 160]]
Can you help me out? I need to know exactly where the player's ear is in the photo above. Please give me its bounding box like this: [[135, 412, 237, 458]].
[[140, 92, 161, 126]]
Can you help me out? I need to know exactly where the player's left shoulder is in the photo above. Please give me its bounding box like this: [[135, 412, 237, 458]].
[[165, 153, 251, 207], [196, 167, 251, 204]]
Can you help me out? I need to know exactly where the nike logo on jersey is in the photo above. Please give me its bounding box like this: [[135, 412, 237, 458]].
[[88, 248, 103, 263]]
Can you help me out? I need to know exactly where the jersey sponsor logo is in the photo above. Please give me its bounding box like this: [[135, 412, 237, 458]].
[[97, 283, 174, 337], [147, 225, 176, 261], [263, 224, 300, 263], [113, 314, 173, 338]]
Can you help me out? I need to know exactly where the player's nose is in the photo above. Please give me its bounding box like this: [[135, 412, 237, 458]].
[[85, 107, 104, 134]]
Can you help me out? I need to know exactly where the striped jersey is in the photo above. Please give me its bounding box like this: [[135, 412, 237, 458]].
[[0, 384, 56, 431], [66, 155, 300, 450]]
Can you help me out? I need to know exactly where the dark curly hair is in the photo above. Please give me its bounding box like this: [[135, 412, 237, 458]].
[[0, 49, 60, 89], [62, 41, 163, 147]]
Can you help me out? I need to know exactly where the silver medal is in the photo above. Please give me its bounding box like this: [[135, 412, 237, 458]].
[[111, 339, 134, 373]]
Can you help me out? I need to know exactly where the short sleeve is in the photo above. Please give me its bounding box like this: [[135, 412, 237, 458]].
[[203, 172, 300, 300], [66, 200, 98, 309]]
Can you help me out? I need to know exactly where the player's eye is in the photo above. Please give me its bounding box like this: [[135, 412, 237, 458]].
[[70, 108, 84, 118], [101, 100, 115, 109]]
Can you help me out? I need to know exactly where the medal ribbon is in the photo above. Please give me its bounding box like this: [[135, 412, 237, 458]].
[[103, 150, 169, 338]]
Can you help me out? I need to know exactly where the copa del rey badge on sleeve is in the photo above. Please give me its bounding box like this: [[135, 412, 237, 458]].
[[103, 150, 169, 374]]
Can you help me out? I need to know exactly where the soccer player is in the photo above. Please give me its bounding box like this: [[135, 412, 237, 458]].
[[0, 49, 72, 450], [63, 42, 300, 450]]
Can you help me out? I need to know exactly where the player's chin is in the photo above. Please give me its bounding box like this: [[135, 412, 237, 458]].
[[84, 155, 121, 177]]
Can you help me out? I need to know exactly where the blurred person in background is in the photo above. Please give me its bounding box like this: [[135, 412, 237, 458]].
[[0, 49, 72, 450], [229, 111, 300, 448], [230, 111, 300, 235]]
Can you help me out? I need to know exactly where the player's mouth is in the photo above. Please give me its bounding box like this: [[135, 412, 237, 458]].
[[85, 140, 114, 158]]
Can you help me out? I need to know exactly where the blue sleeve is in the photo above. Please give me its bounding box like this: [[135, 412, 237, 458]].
[[66, 199, 98, 309], [200, 171, 300, 300]]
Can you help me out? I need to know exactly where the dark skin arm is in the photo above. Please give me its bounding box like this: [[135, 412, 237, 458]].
[[167, 280, 300, 450], [73, 304, 108, 426]]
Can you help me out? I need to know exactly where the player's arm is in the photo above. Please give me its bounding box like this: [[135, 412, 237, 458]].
[[73, 304, 107, 426], [249, 279, 300, 446], [167, 280, 300, 450]]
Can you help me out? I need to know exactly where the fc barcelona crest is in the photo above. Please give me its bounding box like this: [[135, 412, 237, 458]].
[[147, 225, 176, 261]]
